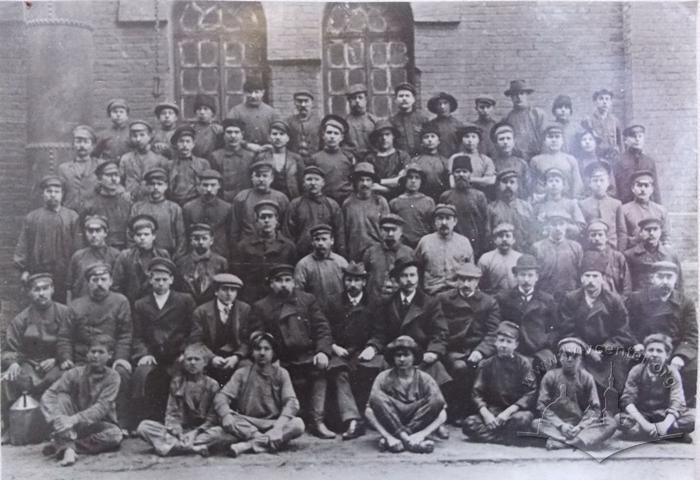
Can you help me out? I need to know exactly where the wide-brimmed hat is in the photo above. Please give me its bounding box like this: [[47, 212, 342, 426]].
[[504, 79, 535, 96], [350, 162, 379, 182], [154, 101, 180, 117], [368, 119, 400, 147], [427, 92, 458, 114]]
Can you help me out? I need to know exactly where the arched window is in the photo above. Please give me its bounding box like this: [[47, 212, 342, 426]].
[[173, 1, 267, 120], [323, 2, 414, 117]]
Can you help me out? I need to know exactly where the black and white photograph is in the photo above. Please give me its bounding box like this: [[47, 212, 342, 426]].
[[0, 1, 697, 479]]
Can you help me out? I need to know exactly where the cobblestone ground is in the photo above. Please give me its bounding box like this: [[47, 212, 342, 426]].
[[1, 426, 695, 480]]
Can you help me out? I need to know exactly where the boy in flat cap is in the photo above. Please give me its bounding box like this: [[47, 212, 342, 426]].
[[579, 161, 626, 250], [309, 114, 356, 204], [152, 101, 180, 159], [366, 120, 412, 197], [112, 215, 171, 305], [212, 331, 305, 456], [182, 169, 232, 258], [14, 175, 81, 303], [582, 89, 621, 155], [168, 125, 211, 206], [533, 167, 586, 237], [425, 91, 463, 158], [191, 93, 222, 159], [439, 155, 490, 258], [129, 168, 186, 256], [232, 200, 296, 303], [390, 164, 436, 248], [59, 125, 102, 212], [503, 80, 546, 161], [532, 337, 616, 450], [410, 124, 450, 200], [136, 343, 219, 457], [532, 211, 583, 299], [490, 121, 532, 200], [478, 223, 523, 296], [361, 213, 414, 303], [342, 162, 390, 261], [365, 335, 447, 454], [558, 251, 635, 394], [473, 95, 499, 158], [584, 220, 632, 296], [226, 78, 282, 145], [253, 120, 304, 199], [414, 204, 474, 294], [616, 124, 661, 204], [496, 254, 559, 375], [551, 95, 579, 154], [67, 215, 120, 301], [57, 263, 132, 430], [82, 160, 133, 250], [210, 118, 255, 202], [229, 160, 290, 244], [344, 83, 378, 161], [248, 265, 335, 438], [621, 170, 668, 249], [462, 321, 537, 445], [286, 90, 321, 159], [1, 273, 67, 436], [131, 258, 196, 424], [94, 98, 131, 161], [488, 169, 536, 251], [176, 223, 229, 305], [448, 123, 497, 193], [626, 261, 697, 405], [624, 217, 681, 292], [294, 224, 349, 313], [119, 120, 171, 202], [617, 333, 695, 440], [530, 123, 584, 200], [285, 165, 346, 258], [189, 273, 251, 386], [40, 335, 123, 466], [390, 82, 429, 157]]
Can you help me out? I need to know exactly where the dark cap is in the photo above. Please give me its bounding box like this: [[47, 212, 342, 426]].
[[154, 101, 180, 117], [492, 222, 515, 235], [39, 175, 63, 190], [72, 125, 97, 143], [129, 119, 153, 132], [213, 273, 244, 289], [84, 262, 111, 280], [504, 79, 534, 97], [222, 118, 246, 131], [386, 335, 420, 357], [144, 167, 168, 183], [592, 89, 614, 100], [170, 125, 197, 146], [321, 114, 349, 135], [83, 214, 109, 231], [433, 203, 457, 218], [394, 82, 417, 96], [253, 199, 280, 216], [193, 93, 217, 114], [309, 223, 333, 238], [586, 219, 609, 233], [512, 254, 540, 274], [249, 160, 274, 173], [427, 92, 458, 114], [293, 89, 314, 100], [552, 94, 573, 111], [147, 257, 176, 275], [451, 154, 472, 173], [379, 213, 406, 228], [267, 264, 295, 280], [106, 98, 129, 115], [453, 262, 482, 279], [188, 223, 213, 236], [650, 261, 679, 275], [496, 168, 519, 183], [270, 120, 289, 134], [351, 162, 378, 182], [456, 123, 482, 139], [637, 217, 663, 230], [495, 321, 520, 340], [198, 169, 223, 181], [580, 251, 607, 275], [26, 272, 54, 287], [346, 83, 368, 97], [342, 261, 369, 278], [243, 77, 265, 92], [419, 123, 440, 138], [129, 214, 158, 233], [475, 95, 496, 106], [95, 160, 120, 177], [302, 165, 325, 178], [630, 170, 654, 184], [544, 167, 566, 181], [542, 122, 564, 135], [623, 124, 646, 137]]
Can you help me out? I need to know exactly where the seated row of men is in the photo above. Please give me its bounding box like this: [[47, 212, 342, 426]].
[[2, 250, 696, 464]]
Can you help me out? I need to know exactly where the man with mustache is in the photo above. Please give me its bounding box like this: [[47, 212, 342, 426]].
[[57, 263, 133, 431], [477, 223, 522, 296], [168, 125, 211, 206], [624, 216, 682, 292], [182, 169, 232, 259], [390, 83, 428, 157], [248, 264, 335, 439], [584, 220, 631, 296], [487, 169, 536, 252], [286, 90, 321, 160], [626, 261, 698, 406], [227, 78, 282, 146], [344, 83, 378, 162], [59, 125, 102, 212]]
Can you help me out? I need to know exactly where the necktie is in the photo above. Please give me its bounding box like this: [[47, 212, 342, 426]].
[[221, 304, 231, 323]]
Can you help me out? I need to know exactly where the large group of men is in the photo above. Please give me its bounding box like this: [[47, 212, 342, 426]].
[[3, 76, 697, 464]]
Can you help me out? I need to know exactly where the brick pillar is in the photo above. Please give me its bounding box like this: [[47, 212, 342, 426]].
[[25, 1, 94, 190]]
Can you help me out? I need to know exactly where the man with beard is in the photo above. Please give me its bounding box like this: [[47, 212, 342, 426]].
[[253, 120, 304, 199], [309, 114, 356, 204], [94, 98, 131, 161], [487, 169, 536, 252], [531, 337, 616, 450], [414, 204, 474, 295], [294, 224, 348, 313], [248, 264, 336, 439], [344, 84, 378, 161], [390, 83, 428, 157], [626, 261, 698, 406], [168, 126, 211, 206], [558, 252, 636, 395], [439, 155, 489, 258], [286, 90, 321, 160], [285, 165, 345, 258], [342, 162, 390, 261], [503, 80, 546, 162], [496, 254, 559, 376], [229, 160, 290, 245], [362, 213, 414, 303], [120, 120, 170, 202], [437, 263, 501, 423], [57, 263, 133, 430], [227, 78, 281, 145], [82, 160, 133, 250], [232, 200, 296, 303], [584, 220, 631, 296], [532, 211, 583, 299], [14, 176, 81, 303], [462, 321, 537, 445], [59, 125, 102, 212], [210, 118, 256, 202], [1, 273, 67, 439], [624, 217, 682, 292], [40, 335, 124, 467], [175, 223, 228, 305], [183, 169, 232, 259], [477, 223, 523, 296]]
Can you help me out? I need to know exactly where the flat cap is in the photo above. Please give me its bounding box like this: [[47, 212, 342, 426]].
[[512, 254, 540, 273], [213, 273, 244, 289], [558, 336, 588, 353], [456, 123, 483, 139], [544, 210, 572, 223], [309, 223, 333, 237], [144, 167, 168, 183], [379, 213, 406, 227], [638, 216, 663, 229], [72, 125, 97, 143], [623, 124, 646, 137], [267, 264, 295, 280], [302, 165, 325, 178], [542, 122, 564, 135], [222, 118, 246, 131], [453, 262, 482, 279], [474, 95, 496, 106], [249, 159, 274, 173], [495, 320, 520, 340], [346, 83, 368, 97], [586, 219, 610, 232], [496, 168, 519, 182], [84, 262, 111, 280], [432, 203, 457, 218], [95, 160, 120, 177], [198, 169, 223, 181], [188, 223, 213, 235], [26, 272, 53, 286], [490, 121, 515, 143], [544, 167, 566, 180], [129, 214, 158, 232], [83, 214, 108, 230], [39, 175, 63, 190], [630, 170, 654, 184], [129, 119, 153, 132], [492, 222, 515, 235], [293, 89, 314, 100], [650, 261, 679, 275], [321, 114, 349, 135], [147, 257, 176, 275], [106, 98, 129, 115], [154, 101, 180, 117], [270, 120, 289, 134], [342, 261, 369, 278], [253, 199, 280, 216], [170, 125, 197, 146]]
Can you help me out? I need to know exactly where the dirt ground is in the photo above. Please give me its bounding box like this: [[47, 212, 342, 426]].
[[1, 425, 695, 480]]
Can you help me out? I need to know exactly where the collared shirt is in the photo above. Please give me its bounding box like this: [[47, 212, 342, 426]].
[[400, 290, 417, 306], [583, 290, 600, 308], [518, 287, 534, 303], [217, 300, 232, 324], [348, 292, 364, 307], [415, 232, 474, 294]]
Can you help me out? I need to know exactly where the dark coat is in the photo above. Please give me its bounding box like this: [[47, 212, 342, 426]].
[[188, 299, 252, 360], [437, 288, 501, 358], [325, 291, 374, 369]]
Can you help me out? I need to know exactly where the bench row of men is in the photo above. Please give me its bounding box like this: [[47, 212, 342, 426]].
[[4, 78, 696, 464]]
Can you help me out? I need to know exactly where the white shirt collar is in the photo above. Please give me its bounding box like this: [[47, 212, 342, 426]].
[[401, 290, 417, 304], [153, 291, 170, 309], [348, 292, 363, 305]]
